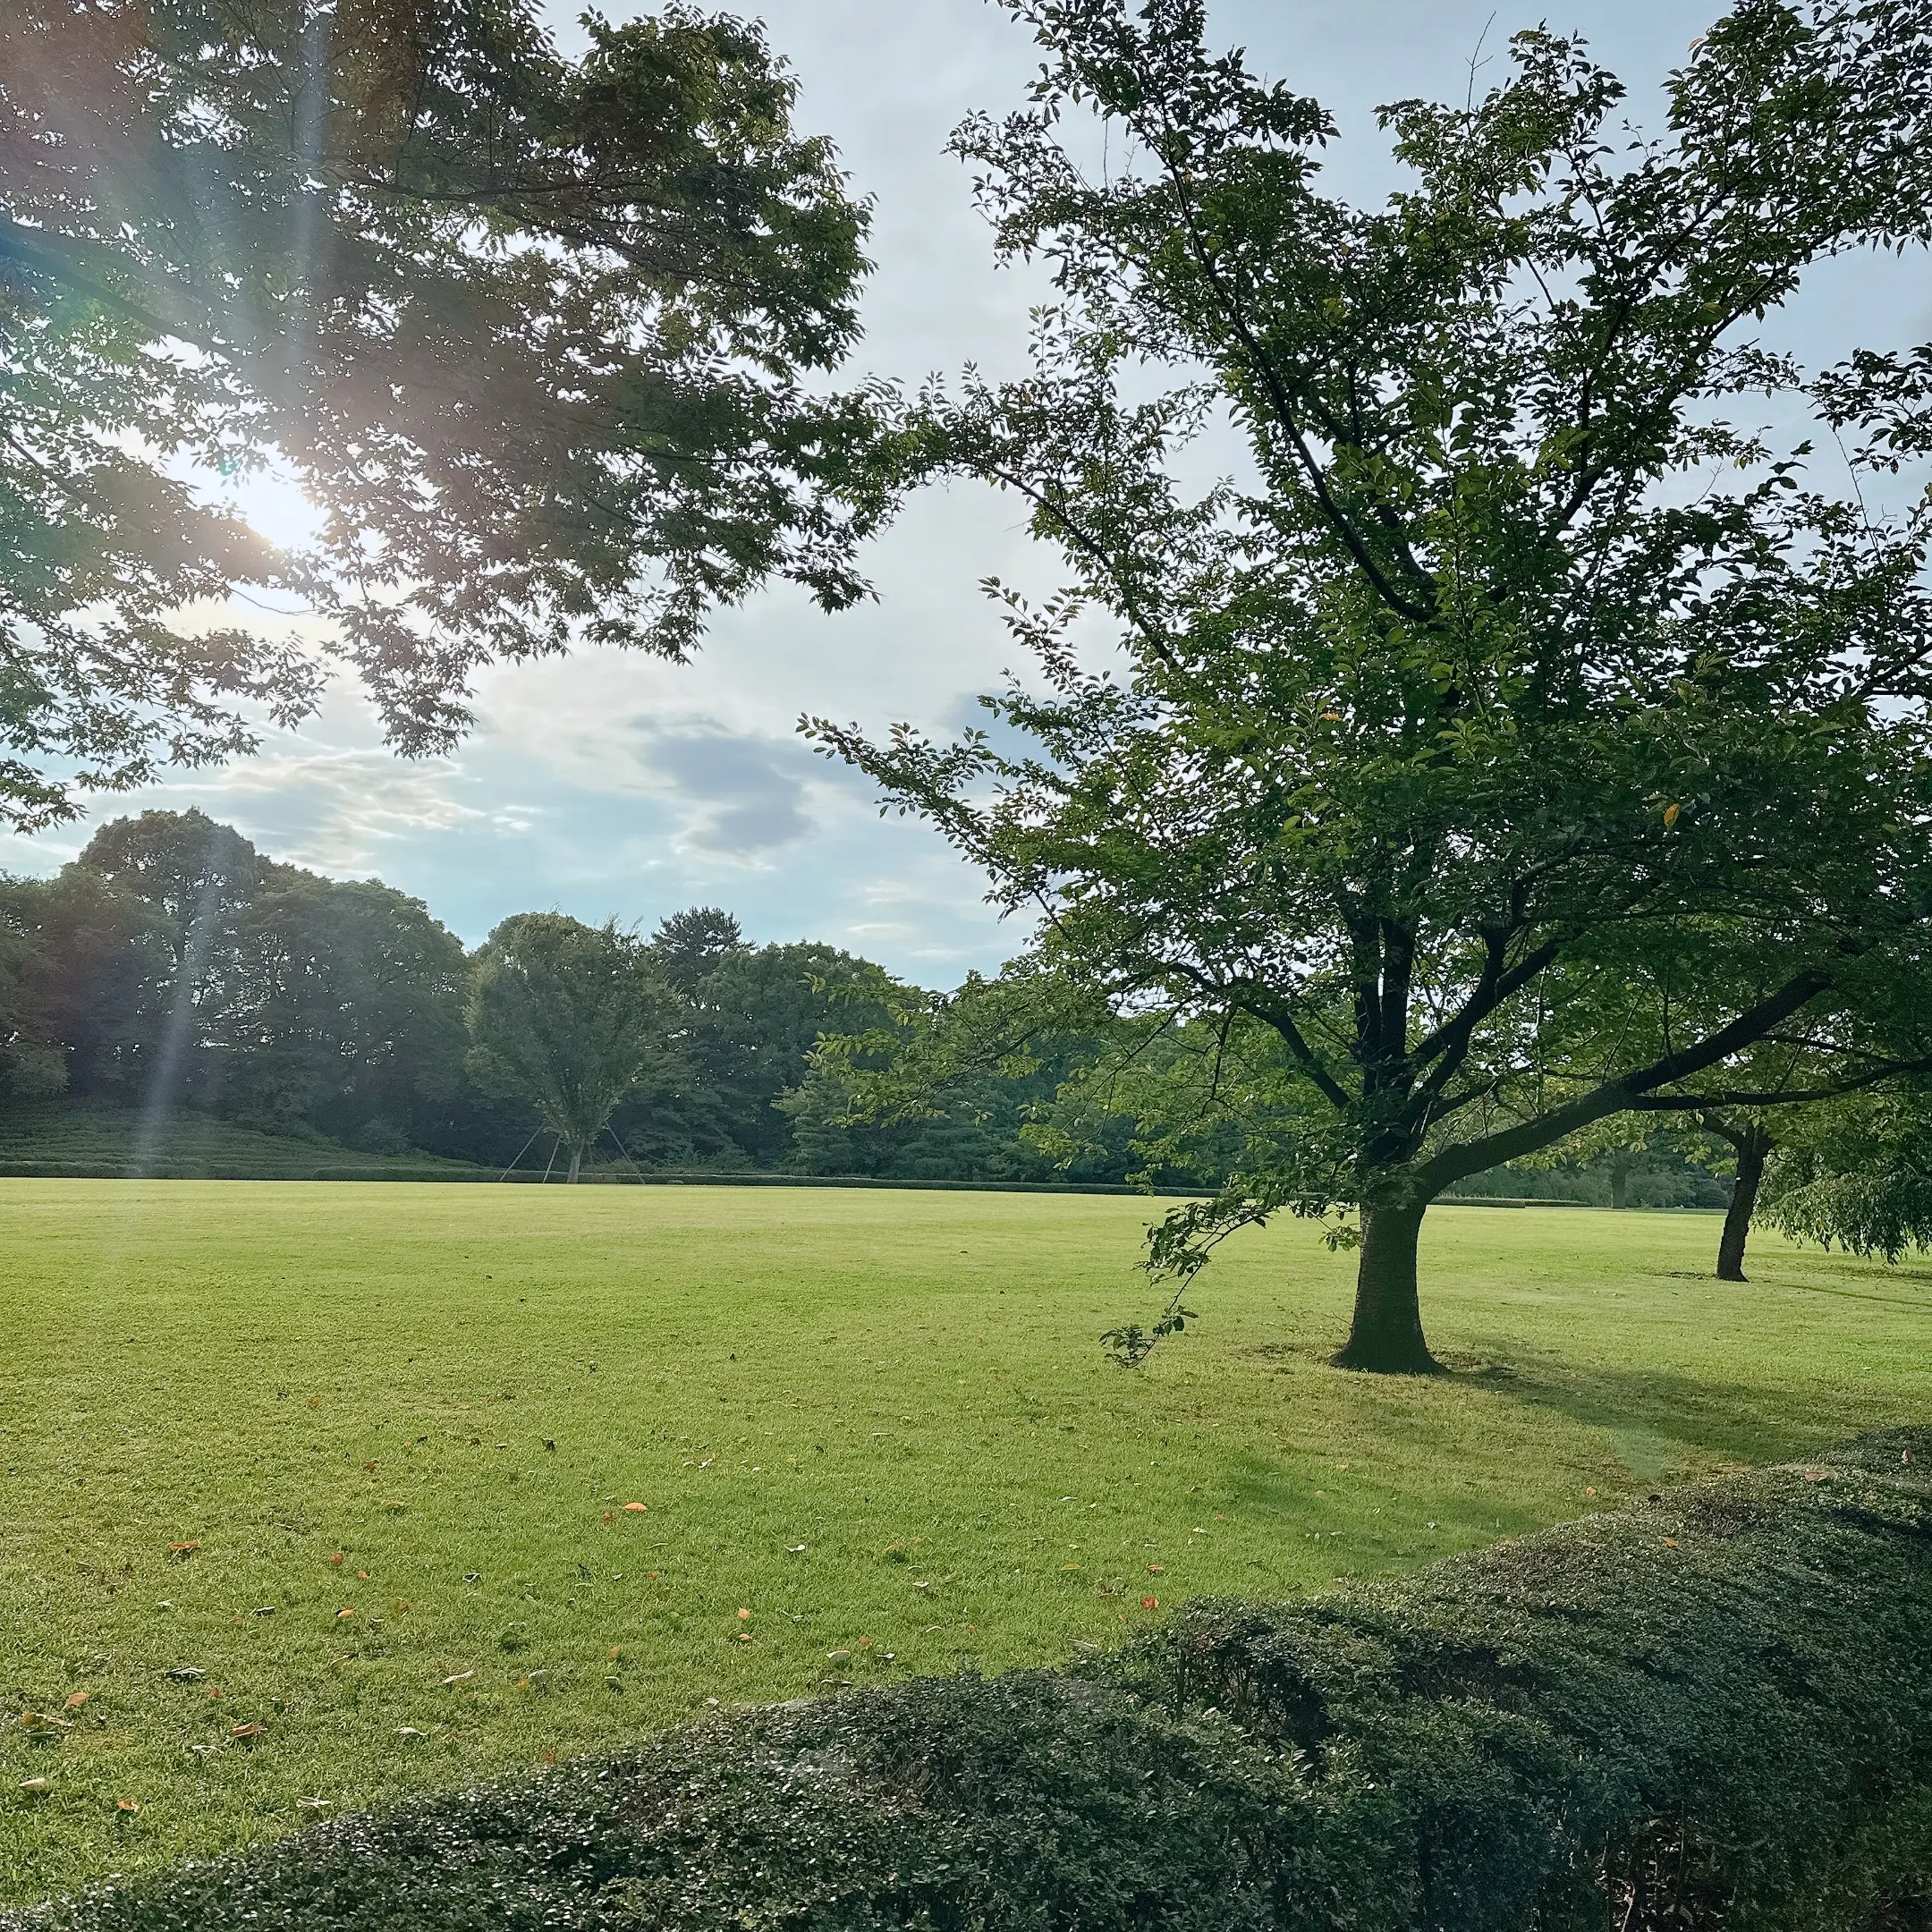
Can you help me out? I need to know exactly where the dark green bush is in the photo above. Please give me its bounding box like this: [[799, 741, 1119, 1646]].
[[19, 1431, 1932, 1931]]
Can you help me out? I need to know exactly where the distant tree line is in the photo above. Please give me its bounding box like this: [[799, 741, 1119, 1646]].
[[0, 809, 1155, 1183]]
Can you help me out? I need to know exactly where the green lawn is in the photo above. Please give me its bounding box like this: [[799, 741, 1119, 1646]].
[[1, 1182, 1926, 1903]]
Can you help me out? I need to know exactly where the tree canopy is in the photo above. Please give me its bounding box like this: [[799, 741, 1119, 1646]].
[[811, 0, 1932, 1370], [0, 0, 883, 826], [467, 913, 666, 1181], [1, 809, 469, 1151], [1758, 1086, 1932, 1261]]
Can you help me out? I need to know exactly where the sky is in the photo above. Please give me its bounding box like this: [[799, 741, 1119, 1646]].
[[5, 0, 1928, 983]]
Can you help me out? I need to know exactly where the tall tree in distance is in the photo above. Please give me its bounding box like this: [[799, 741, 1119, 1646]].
[[468, 914, 664, 1182], [812, 0, 1932, 1371], [72, 809, 265, 1154], [0, 0, 885, 826], [13, 809, 472, 1151], [650, 907, 748, 996]]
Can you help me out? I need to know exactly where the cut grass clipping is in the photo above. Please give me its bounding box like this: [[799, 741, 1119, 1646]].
[[2, 1181, 1928, 1902], [19, 1432, 1932, 1931]]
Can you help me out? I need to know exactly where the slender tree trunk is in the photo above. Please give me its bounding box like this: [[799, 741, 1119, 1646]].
[[1332, 1196, 1444, 1375], [1716, 1129, 1770, 1283], [1609, 1151, 1634, 1210], [566, 1143, 583, 1184]]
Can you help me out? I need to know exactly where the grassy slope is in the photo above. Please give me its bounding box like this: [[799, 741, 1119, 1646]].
[[0, 1107, 477, 1179], [0, 1182, 1925, 1902]]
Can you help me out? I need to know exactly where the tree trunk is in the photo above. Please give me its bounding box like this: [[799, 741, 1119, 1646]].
[[566, 1144, 583, 1184], [1609, 1151, 1634, 1209], [1332, 1197, 1444, 1375], [1716, 1129, 1770, 1283]]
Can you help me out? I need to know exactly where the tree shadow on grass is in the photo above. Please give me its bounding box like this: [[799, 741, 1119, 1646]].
[[1658, 1267, 1932, 1310], [1449, 1352, 1897, 1476]]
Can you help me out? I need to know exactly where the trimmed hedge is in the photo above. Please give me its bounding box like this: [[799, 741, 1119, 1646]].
[[18, 1431, 1932, 1931]]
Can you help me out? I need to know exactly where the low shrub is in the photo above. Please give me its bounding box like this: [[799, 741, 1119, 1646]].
[[19, 1430, 1932, 1931]]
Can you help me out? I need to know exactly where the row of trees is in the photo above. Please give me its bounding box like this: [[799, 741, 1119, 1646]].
[[0, 809, 1145, 1184]]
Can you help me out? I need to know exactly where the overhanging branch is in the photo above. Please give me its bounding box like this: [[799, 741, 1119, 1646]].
[[1413, 967, 1835, 1193]]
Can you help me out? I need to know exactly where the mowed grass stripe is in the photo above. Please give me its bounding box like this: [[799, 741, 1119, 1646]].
[[0, 1181, 1926, 1901]]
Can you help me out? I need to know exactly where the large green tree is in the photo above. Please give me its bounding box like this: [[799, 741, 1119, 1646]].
[[812, 0, 1932, 1371], [467, 912, 664, 1181], [19, 809, 470, 1146], [0, 0, 882, 826]]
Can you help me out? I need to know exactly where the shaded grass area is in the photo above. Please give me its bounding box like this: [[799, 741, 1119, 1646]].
[[0, 1182, 1925, 1902]]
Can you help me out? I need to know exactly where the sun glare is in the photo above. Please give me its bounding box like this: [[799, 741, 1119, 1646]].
[[236, 466, 328, 553]]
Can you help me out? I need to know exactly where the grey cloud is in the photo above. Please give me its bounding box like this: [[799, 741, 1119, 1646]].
[[643, 727, 828, 853]]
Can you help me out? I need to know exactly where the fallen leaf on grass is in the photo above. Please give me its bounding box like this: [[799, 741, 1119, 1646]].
[[1142, 1596, 1160, 1610], [440, 1672, 473, 1688], [168, 1542, 199, 1556], [328, 1553, 345, 1568], [231, 1723, 263, 1741], [736, 1608, 750, 1621], [335, 1607, 355, 1620], [623, 1502, 648, 1513], [64, 1691, 88, 1711], [115, 1799, 138, 1814], [1663, 1538, 1681, 1548], [19, 1778, 52, 1794], [1147, 1563, 1164, 1573]]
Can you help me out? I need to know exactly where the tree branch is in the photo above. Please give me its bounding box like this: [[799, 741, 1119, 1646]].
[[1412, 966, 1834, 1192]]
